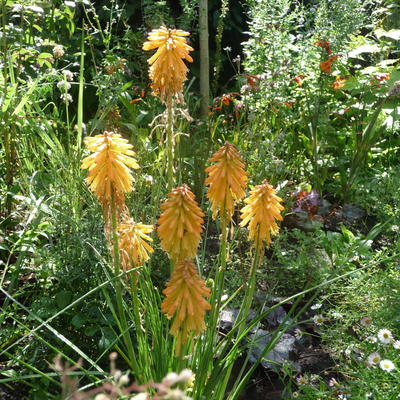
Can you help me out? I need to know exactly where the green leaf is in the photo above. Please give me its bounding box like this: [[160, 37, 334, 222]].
[[55, 291, 73, 310], [375, 29, 400, 41], [348, 44, 381, 58], [71, 312, 86, 328]]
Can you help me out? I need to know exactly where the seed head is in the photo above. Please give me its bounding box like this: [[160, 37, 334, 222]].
[[205, 143, 248, 222], [161, 259, 211, 354], [240, 180, 284, 254], [143, 26, 193, 103], [157, 185, 204, 262]]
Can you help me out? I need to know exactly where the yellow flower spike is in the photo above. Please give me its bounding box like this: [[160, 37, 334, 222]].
[[157, 185, 204, 262], [161, 259, 211, 355], [205, 143, 248, 222], [143, 26, 193, 103], [117, 219, 154, 272], [81, 131, 140, 209], [240, 180, 284, 255]]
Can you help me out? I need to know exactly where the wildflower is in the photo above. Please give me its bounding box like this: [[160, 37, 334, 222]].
[[332, 312, 343, 319], [57, 80, 71, 91], [393, 340, 400, 350], [223, 46, 232, 52], [205, 143, 248, 222], [157, 185, 204, 262], [314, 40, 331, 55], [63, 70, 74, 81], [320, 55, 339, 74], [332, 76, 348, 91], [240, 180, 284, 255], [360, 316, 372, 327], [367, 352, 381, 365], [81, 131, 139, 209], [143, 26, 193, 103], [161, 259, 211, 354], [311, 303, 322, 310], [294, 328, 303, 340], [328, 378, 338, 387], [296, 375, 308, 385], [292, 74, 304, 86], [379, 359, 395, 372], [60, 93, 73, 104], [377, 328, 393, 344], [118, 219, 154, 271], [366, 336, 377, 343], [53, 44, 64, 59], [313, 314, 324, 325]]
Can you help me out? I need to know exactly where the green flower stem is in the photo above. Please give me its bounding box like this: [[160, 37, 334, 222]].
[[194, 215, 228, 398], [215, 244, 260, 399], [110, 191, 140, 380], [166, 97, 174, 191]]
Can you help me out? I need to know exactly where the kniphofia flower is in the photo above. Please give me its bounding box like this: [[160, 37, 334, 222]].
[[81, 131, 139, 209], [143, 26, 193, 103], [157, 185, 204, 262], [161, 259, 211, 354], [240, 180, 284, 255], [205, 143, 248, 222], [118, 219, 154, 272]]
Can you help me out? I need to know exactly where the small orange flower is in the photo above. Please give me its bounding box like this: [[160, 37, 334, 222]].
[[157, 185, 204, 261], [240, 180, 284, 255], [143, 26, 193, 103], [332, 76, 348, 91], [118, 219, 154, 272], [314, 40, 332, 55], [81, 131, 139, 208], [320, 55, 339, 74], [161, 259, 211, 354], [292, 74, 305, 86], [205, 143, 248, 222]]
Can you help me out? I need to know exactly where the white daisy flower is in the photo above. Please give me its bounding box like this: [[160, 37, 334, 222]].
[[332, 312, 343, 319], [378, 329, 393, 344], [393, 340, 400, 350], [379, 359, 395, 372], [367, 352, 381, 365], [313, 314, 324, 325], [366, 336, 377, 344], [294, 328, 303, 340], [311, 303, 322, 310], [360, 316, 372, 327], [296, 375, 308, 385]]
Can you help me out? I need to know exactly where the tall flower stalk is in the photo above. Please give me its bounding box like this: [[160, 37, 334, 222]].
[[81, 130, 141, 378], [157, 185, 209, 356], [143, 27, 193, 190], [195, 143, 248, 393]]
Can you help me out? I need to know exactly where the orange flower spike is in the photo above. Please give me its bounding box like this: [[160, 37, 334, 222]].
[[81, 131, 139, 206], [157, 185, 204, 262], [205, 143, 248, 222], [161, 259, 211, 354], [240, 180, 284, 255], [143, 26, 193, 103], [118, 219, 154, 271]]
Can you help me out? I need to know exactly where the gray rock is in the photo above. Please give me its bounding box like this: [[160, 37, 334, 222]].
[[248, 329, 300, 371], [341, 204, 365, 222]]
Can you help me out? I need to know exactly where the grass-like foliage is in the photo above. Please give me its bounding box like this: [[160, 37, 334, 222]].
[[1, 1, 399, 399]]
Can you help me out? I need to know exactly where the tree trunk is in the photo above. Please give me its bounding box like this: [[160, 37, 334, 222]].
[[199, 0, 210, 118]]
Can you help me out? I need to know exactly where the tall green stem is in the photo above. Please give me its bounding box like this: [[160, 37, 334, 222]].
[[166, 97, 174, 191], [110, 192, 140, 380]]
